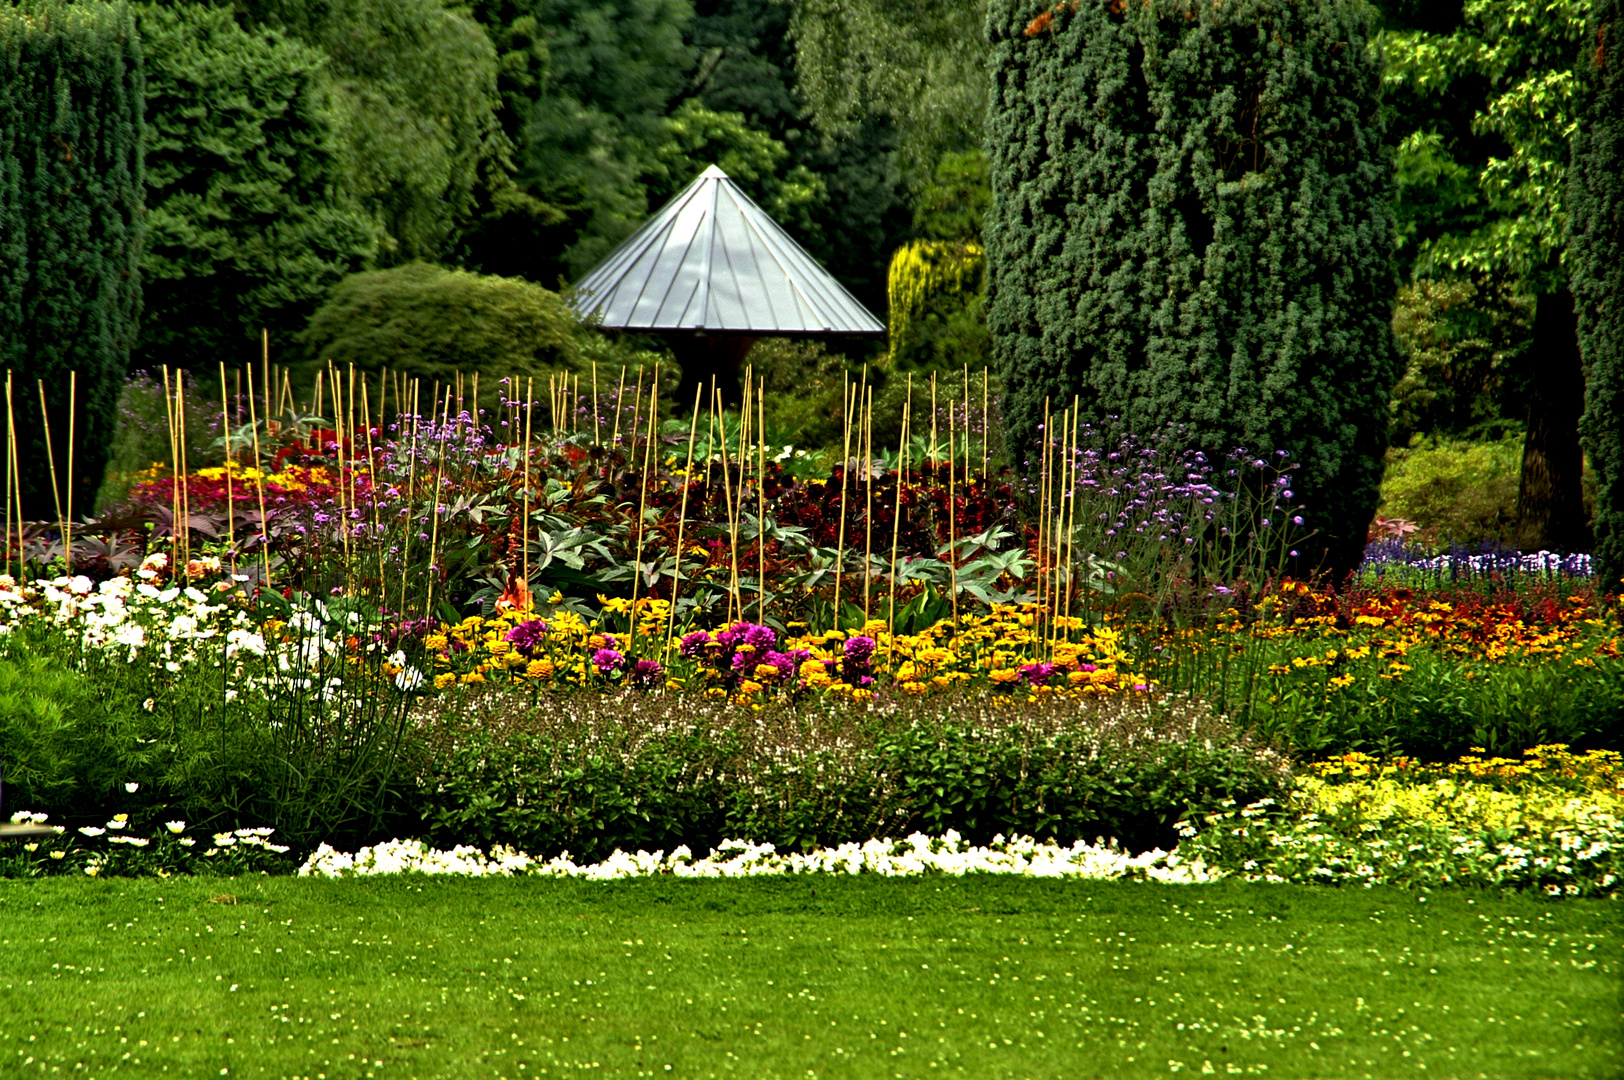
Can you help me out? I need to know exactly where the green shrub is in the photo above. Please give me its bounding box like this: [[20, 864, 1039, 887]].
[[1570, 0, 1624, 590], [0, 0, 144, 519], [299, 262, 583, 403], [885, 240, 989, 374], [0, 653, 123, 810], [984, 0, 1400, 577], [1376, 434, 1524, 546], [418, 692, 1288, 860]]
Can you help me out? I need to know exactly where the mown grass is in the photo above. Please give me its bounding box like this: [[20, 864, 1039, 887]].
[[0, 876, 1618, 1079]]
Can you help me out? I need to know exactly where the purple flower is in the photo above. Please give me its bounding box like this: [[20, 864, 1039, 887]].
[[591, 648, 625, 675], [679, 630, 712, 658], [741, 624, 777, 650], [843, 635, 876, 667], [1018, 662, 1058, 686], [504, 619, 547, 656], [632, 658, 664, 683]]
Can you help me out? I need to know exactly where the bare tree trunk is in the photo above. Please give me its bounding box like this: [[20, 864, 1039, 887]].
[[1516, 287, 1590, 552]]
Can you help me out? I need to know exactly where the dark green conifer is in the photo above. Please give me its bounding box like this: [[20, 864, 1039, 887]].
[[0, 0, 143, 520], [984, 0, 1399, 577], [1570, 0, 1624, 591]]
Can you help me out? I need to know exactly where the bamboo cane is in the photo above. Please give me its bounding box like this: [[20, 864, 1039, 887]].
[[592, 362, 600, 446], [179, 372, 193, 570], [728, 376, 751, 622], [887, 393, 909, 656], [425, 390, 451, 619], [362, 376, 381, 600], [630, 365, 645, 452], [714, 383, 738, 623], [947, 380, 958, 631], [982, 367, 990, 477], [3, 372, 13, 577], [522, 377, 534, 604], [611, 365, 627, 449], [161, 367, 179, 571], [220, 364, 236, 573], [5, 374, 18, 576], [262, 329, 271, 424], [64, 371, 76, 573], [37, 381, 65, 570], [756, 375, 767, 625], [629, 383, 657, 655], [1036, 398, 1051, 649], [397, 381, 422, 617], [245, 380, 271, 591], [863, 383, 874, 623], [348, 364, 359, 570], [930, 372, 938, 467], [665, 386, 703, 664], [963, 363, 971, 487], [832, 373, 853, 629], [1063, 400, 1080, 638]]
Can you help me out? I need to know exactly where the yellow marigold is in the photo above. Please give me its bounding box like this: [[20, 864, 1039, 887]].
[[990, 668, 1019, 684], [754, 663, 780, 680], [425, 634, 448, 650], [487, 640, 512, 656], [901, 681, 929, 695], [433, 673, 456, 690], [739, 679, 764, 697], [527, 659, 555, 679], [459, 672, 486, 685]]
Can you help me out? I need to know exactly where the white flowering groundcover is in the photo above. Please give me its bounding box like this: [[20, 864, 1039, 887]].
[[299, 831, 1216, 883]]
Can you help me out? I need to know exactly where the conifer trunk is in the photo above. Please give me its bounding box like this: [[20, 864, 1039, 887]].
[[1515, 288, 1590, 553]]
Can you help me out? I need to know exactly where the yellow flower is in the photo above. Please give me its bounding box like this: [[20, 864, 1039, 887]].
[[753, 663, 780, 680], [487, 640, 512, 656], [990, 668, 1019, 684], [459, 671, 486, 685], [902, 681, 928, 695], [433, 673, 455, 689], [527, 659, 555, 679], [425, 634, 448, 650]]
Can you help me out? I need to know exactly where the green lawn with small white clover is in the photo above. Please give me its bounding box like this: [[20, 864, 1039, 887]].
[[1, 876, 1618, 1080]]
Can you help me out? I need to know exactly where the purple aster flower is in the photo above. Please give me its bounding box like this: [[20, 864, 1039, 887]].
[[504, 619, 547, 656], [843, 635, 876, 667], [591, 648, 625, 675], [632, 658, 664, 683]]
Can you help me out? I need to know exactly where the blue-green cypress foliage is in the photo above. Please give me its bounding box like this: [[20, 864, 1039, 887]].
[[1571, 0, 1624, 591], [0, 0, 143, 520], [985, 0, 1399, 577]]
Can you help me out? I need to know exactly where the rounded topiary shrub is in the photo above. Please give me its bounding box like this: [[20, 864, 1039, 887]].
[[301, 262, 582, 393]]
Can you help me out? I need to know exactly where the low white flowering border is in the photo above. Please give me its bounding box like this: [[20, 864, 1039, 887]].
[[299, 831, 1217, 883]]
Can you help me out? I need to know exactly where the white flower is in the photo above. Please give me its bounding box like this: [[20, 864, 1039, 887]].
[[78, 827, 106, 837], [125, 782, 140, 794], [166, 821, 186, 834]]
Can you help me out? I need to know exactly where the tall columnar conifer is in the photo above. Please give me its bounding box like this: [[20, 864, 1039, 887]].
[[984, 0, 1399, 578], [1570, 0, 1624, 591], [0, 0, 143, 519]]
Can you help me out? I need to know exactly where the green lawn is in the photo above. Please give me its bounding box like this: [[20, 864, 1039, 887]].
[[0, 876, 1617, 1080]]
